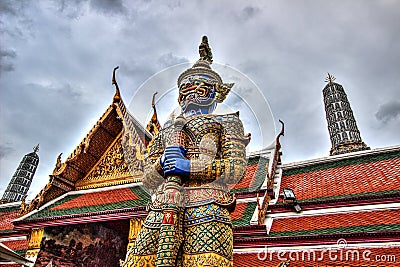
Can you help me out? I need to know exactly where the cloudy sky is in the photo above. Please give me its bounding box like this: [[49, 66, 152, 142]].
[[1, 0, 399, 200]]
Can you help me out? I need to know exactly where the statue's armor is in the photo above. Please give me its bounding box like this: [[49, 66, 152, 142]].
[[129, 113, 248, 267]]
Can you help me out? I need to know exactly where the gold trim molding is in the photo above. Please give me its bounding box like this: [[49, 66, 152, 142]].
[[25, 248, 40, 259], [183, 252, 233, 267], [120, 254, 156, 267], [129, 218, 144, 243], [75, 133, 143, 190], [28, 228, 44, 249]]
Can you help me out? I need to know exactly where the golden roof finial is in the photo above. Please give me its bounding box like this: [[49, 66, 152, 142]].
[[53, 153, 63, 174], [112, 66, 121, 102], [33, 144, 40, 153], [146, 92, 161, 136], [325, 73, 336, 84], [152, 91, 157, 109]]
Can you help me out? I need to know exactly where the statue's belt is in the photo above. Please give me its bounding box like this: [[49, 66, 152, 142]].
[[149, 188, 236, 210]]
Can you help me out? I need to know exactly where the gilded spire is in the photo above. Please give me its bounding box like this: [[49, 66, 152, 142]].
[[33, 144, 40, 153], [112, 66, 121, 102], [325, 73, 336, 84]]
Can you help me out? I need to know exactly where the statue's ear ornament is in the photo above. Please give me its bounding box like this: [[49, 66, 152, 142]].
[[214, 82, 234, 103]]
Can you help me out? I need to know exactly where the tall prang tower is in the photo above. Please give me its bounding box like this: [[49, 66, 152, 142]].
[[1, 144, 40, 202], [323, 74, 369, 156]]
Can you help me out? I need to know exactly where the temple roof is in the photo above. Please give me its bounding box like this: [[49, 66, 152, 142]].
[[0, 204, 20, 235], [15, 184, 150, 229], [23, 93, 152, 213], [0, 203, 29, 265], [17, 186, 258, 228], [270, 209, 400, 237], [232, 156, 269, 194], [0, 241, 31, 266], [231, 202, 257, 227], [280, 146, 400, 202], [1, 239, 28, 255]]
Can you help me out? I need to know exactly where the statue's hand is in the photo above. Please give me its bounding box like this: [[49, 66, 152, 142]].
[[160, 146, 187, 165], [163, 158, 190, 178], [160, 146, 189, 178]]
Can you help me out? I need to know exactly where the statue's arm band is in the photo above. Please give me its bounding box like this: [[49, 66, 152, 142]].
[[189, 139, 247, 183], [143, 135, 165, 191]]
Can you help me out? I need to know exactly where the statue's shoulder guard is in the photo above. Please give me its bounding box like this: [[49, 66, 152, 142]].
[[147, 129, 165, 157], [213, 112, 251, 146]]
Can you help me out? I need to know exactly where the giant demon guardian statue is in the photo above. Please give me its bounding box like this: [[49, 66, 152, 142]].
[[124, 36, 250, 267]]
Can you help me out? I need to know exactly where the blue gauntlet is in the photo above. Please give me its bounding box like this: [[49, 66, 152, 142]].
[[160, 146, 190, 178]]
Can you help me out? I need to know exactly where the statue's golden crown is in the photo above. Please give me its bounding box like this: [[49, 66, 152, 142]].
[[177, 59, 223, 86], [177, 36, 233, 103]]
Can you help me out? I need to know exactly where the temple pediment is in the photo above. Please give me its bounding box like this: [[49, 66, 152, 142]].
[[23, 91, 152, 214], [75, 132, 143, 190]]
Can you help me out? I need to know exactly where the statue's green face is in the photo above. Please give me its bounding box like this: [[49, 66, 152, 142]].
[[178, 74, 217, 116]]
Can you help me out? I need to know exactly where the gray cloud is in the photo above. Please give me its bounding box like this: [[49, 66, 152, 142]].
[[57, 0, 88, 19], [0, 49, 16, 58], [0, 0, 399, 199], [240, 6, 261, 21], [0, 144, 15, 160], [0, 48, 17, 72], [157, 53, 188, 68], [0, 0, 34, 41], [375, 100, 400, 123], [0, 63, 14, 72], [89, 0, 127, 15], [0, 0, 20, 15]]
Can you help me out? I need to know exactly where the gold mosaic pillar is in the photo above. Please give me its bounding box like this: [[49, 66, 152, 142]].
[[120, 218, 145, 266], [25, 228, 44, 266], [127, 218, 144, 250]]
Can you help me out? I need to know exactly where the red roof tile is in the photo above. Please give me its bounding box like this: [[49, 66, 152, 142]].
[[231, 203, 250, 221], [0, 208, 19, 232], [21, 185, 150, 222], [282, 157, 400, 201], [234, 247, 400, 267], [234, 253, 282, 266], [233, 156, 268, 193], [231, 202, 257, 227], [234, 164, 258, 190], [2, 239, 28, 251], [51, 187, 139, 210], [270, 209, 400, 234]]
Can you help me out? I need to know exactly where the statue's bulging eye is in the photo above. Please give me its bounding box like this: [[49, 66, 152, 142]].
[[196, 87, 207, 97]]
